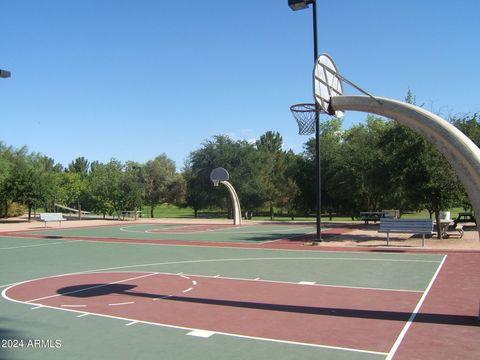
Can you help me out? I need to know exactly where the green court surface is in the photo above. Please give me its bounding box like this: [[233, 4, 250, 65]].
[[17, 223, 318, 243], [0, 227, 445, 360]]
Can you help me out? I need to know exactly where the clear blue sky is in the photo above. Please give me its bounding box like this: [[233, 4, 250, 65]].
[[2, 0, 479, 170]]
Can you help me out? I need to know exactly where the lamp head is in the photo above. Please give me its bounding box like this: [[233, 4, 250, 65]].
[[288, 0, 313, 11], [0, 69, 11, 78]]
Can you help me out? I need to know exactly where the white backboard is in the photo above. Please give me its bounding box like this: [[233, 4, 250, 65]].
[[210, 167, 229, 183], [313, 54, 344, 117]]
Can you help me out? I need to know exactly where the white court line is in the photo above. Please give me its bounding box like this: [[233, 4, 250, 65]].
[[150, 271, 421, 293], [77, 313, 88, 318], [182, 287, 193, 293], [119, 224, 314, 236], [298, 281, 316, 285], [13, 229, 451, 255], [385, 254, 448, 360], [109, 301, 135, 306], [1, 295, 388, 356], [61, 304, 87, 308], [187, 329, 215, 338], [0, 254, 441, 293], [0, 240, 82, 250]]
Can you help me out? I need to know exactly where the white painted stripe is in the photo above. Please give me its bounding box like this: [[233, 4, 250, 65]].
[[149, 271, 423, 293], [77, 313, 88, 318], [0, 251, 441, 305], [31, 305, 43, 310], [385, 255, 448, 360], [187, 329, 215, 338], [182, 287, 193, 293], [299, 281, 316, 285], [109, 301, 135, 306], [180, 275, 191, 280], [192, 280, 197, 285], [0, 282, 18, 289], [61, 304, 87, 308], [0, 240, 81, 250], [4, 296, 387, 356]]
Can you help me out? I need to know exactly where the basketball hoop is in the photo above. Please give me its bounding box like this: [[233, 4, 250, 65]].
[[210, 167, 229, 187], [290, 103, 326, 136]]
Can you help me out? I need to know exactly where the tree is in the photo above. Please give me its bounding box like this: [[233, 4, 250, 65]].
[[68, 157, 89, 175], [0, 143, 14, 217], [256, 131, 286, 220], [118, 161, 145, 213], [185, 135, 266, 219], [9, 153, 60, 221], [378, 92, 464, 238], [89, 159, 123, 217], [143, 154, 181, 217]]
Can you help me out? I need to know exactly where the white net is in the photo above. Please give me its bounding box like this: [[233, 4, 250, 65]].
[[290, 103, 323, 136]]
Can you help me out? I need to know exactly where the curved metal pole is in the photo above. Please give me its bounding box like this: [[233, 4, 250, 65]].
[[220, 181, 242, 225], [331, 95, 480, 236]]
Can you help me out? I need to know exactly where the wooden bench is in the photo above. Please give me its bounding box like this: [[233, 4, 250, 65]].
[[39, 213, 67, 227], [379, 218, 433, 247]]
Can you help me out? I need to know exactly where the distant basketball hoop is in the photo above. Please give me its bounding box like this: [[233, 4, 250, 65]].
[[209, 167, 242, 225], [210, 167, 229, 187]]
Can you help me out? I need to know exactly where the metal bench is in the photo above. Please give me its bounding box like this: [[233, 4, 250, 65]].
[[379, 218, 433, 246], [39, 213, 67, 227]]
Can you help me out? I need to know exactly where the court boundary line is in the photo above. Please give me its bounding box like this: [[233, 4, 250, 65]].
[[0, 232, 446, 262], [118, 223, 315, 235], [1, 272, 389, 357], [0, 239, 82, 250], [1, 229, 455, 258], [0, 251, 442, 294], [385, 254, 448, 360]]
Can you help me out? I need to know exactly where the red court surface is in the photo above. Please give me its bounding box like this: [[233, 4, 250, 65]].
[[5, 271, 424, 356]]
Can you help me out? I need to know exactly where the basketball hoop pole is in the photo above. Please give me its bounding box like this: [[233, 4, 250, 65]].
[[289, 0, 321, 242], [312, 0, 322, 242]]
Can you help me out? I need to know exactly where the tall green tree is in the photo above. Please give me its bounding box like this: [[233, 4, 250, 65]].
[[185, 135, 266, 219], [256, 131, 286, 220], [143, 154, 182, 218], [89, 159, 123, 217]]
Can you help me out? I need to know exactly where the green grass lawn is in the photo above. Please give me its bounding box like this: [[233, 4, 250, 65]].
[[36, 204, 469, 223], [140, 205, 470, 222]]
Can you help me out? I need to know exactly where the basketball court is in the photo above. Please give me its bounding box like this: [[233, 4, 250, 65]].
[[1, 221, 478, 359]]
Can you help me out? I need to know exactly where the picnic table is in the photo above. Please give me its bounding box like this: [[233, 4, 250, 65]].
[[118, 210, 142, 220], [453, 212, 476, 226], [359, 212, 385, 224]]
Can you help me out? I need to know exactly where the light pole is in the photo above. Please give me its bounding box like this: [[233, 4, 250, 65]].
[[0, 69, 11, 78], [288, 0, 322, 242]]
